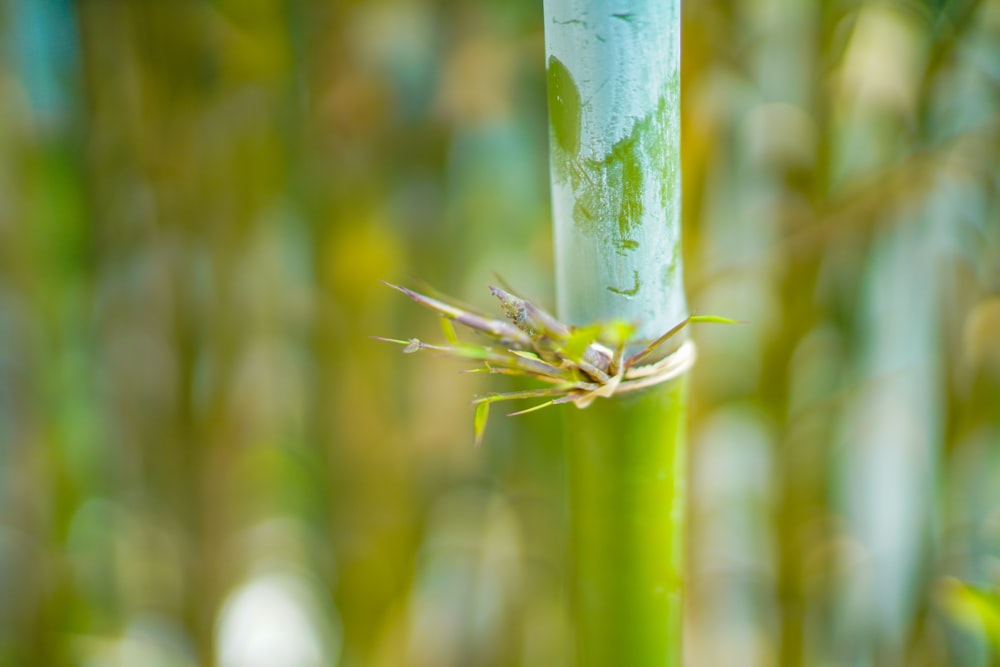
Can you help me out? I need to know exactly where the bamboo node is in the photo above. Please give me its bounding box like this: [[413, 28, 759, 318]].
[[378, 283, 732, 443]]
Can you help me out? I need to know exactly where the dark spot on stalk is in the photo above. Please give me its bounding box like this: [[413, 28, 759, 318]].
[[607, 271, 641, 297], [575, 201, 595, 225], [615, 238, 639, 256], [560, 74, 679, 238], [610, 131, 644, 237], [611, 12, 635, 23], [547, 56, 581, 159]]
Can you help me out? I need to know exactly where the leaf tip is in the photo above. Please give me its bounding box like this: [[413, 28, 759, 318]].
[[473, 401, 490, 446]]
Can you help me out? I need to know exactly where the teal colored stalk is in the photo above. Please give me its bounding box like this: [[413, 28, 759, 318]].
[[542, 1, 689, 665]]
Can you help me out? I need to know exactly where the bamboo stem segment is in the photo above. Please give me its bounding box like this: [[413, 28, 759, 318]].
[[568, 382, 688, 666], [542, 1, 689, 664], [543, 0, 686, 345]]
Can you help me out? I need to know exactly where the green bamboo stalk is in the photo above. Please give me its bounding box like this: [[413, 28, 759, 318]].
[[541, 1, 689, 664], [569, 385, 688, 665]]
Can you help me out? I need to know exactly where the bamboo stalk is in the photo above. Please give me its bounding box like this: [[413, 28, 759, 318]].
[[541, 1, 689, 664], [569, 383, 688, 665]]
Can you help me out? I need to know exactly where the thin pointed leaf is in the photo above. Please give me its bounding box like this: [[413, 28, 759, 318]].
[[471, 361, 530, 377], [371, 336, 426, 354], [689, 314, 744, 325], [624, 313, 741, 369], [371, 336, 412, 346], [384, 281, 532, 345], [508, 400, 558, 416], [440, 316, 459, 344], [472, 386, 580, 404], [408, 341, 571, 380], [411, 279, 495, 319], [489, 353, 569, 379], [624, 316, 692, 369], [480, 366, 530, 377], [474, 401, 490, 446], [489, 368, 526, 376]]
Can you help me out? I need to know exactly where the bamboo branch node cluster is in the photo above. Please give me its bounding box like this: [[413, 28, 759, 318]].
[[376, 282, 730, 444]]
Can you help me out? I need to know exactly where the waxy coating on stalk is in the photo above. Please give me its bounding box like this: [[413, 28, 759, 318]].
[[376, 281, 738, 444]]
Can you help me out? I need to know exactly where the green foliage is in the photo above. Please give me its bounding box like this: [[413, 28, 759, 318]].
[[1, 0, 998, 665], [942, 579, 1000, 653]]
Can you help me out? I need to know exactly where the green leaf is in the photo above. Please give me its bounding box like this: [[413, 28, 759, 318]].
[[371, 336, 411, 346], [941, 578, 1000, 648], [474, 400, 490, 446], [599, 320, 636, 346], [689, 314, 744, 325], [440, 316, 459, 344], [561, 325, 602, 362], [508, 400, 557, 416], [472, 386, 578, 404]]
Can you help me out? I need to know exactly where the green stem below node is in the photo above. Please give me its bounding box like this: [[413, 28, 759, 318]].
[[568, 378, 688, 666]]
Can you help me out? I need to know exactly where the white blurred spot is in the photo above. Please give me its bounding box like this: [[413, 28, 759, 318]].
[[215, 571, 340, 667]]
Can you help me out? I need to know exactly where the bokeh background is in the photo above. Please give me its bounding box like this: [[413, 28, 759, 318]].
[[1, 0, 999, 665]]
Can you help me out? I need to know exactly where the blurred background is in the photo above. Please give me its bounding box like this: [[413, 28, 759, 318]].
[[1, 0, 998, 665]]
